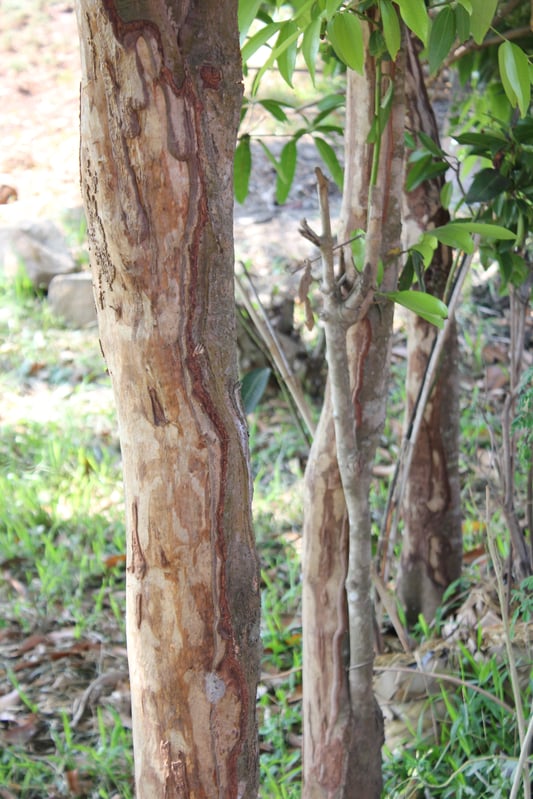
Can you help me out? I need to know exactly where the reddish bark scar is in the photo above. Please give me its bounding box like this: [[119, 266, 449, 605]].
[[200, 64, 222, 90], [136, 593, 142, 629], [129, 500, 147, 578], [148, 386, 168, 426]]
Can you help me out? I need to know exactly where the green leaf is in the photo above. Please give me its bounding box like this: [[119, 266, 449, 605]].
[[314, 123, 344, 135], [251, 0, 316, 92], [514, 117, 533, 144], [410, 249, 426, 290], [234, 136, 252, 204], [276, 140, 298, 204], [470, 0, 498, 45], [238, 0, 263, 39], [302, 16, 322, 85], [428, 6, 455, 75], [397, 0, 429, 45], [241, 368, 271, 414], [327, 12, 364, 74], [405, 130, 417, 149], [452, 221, 517, 240], [440, 180, 453, 209], [464, 167, 511, 203], [369, 27, 387, 59], [379, 0, 401, 60], [454, 131, 507, 155], [276, 21, 299, 87], [454, 4, 470, 43], [498, 252, 528, 288], [406, 155, 448, 191], [317, 93, 346, 113], [258, 140, 285, 180], [241, 22, 283, 64], [457, 0, 472, 12], [383, 290, 448, 328], [498, 41, 531, 118], [313, 136, 344, 189], [259, 99, 290, 122], [350, 228, 366, 272], [418, 131, 445, 159], [326, 0, 344, 21], [398, 257, 414, 291], [368, 80, 394, 143], [432, 223, 474, 252], [412, 233, 438, 267]]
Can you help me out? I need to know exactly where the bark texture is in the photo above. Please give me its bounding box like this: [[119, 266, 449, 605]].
[[302, 49, 405, 799], [397, 35, 462, 624], [76, 3, 260, 797]]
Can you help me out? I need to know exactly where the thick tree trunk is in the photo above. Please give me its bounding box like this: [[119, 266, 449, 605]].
[[302, 49, 405, 799], [76, 3, 260, 797], [397, 35, 462, 625]]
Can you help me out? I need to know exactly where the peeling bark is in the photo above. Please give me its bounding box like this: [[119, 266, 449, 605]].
[[76, 2, 260, 796], [397, 35, 462, 625]]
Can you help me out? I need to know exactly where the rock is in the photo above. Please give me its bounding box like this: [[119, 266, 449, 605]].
[[2, 219, 76, 289], [48, 272, 97, 328], [0, 185, 18, 204]]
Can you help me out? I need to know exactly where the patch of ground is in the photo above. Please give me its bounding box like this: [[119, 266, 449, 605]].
[[0, 0, 339, 283], [0, 2, 82, 215]]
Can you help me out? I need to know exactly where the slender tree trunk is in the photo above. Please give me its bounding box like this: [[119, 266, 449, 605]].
[[302, 45, 405, 799], [397, 35, 462, 624], [76, 3, 261, 797]]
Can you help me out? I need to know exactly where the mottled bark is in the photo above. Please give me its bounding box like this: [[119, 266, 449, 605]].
[[302, 47, 405, 799], [76, 2, 260, 797], [397, 35, 462, 625]]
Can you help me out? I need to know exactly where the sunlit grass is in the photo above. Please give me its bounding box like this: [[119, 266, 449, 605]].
[[0, 245, 531, 797]]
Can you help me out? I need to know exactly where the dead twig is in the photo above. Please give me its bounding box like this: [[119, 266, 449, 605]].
[[378, 243, 475, 582], [72, 669, 129, 728], [372, 663, 515, 714], [485, 487, 530, 799], [235, 263, 316, 440]]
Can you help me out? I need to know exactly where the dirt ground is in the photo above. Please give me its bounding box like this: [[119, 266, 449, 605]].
[[0, 2, 82, 214]]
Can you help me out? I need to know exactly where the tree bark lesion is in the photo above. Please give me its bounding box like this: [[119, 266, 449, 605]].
[[129, 499, 147, 579]]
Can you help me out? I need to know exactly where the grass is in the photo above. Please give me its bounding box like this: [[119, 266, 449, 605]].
[[0, 272, 130, 797], [382, 645, 531, 798], [0, 253, 531, 798], [0, 267, 309, 797]]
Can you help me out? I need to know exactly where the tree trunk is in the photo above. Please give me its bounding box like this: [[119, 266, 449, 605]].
[[76, 3, 261, 797], [397, 35, 462, 625], [302, 46, 405, 799]]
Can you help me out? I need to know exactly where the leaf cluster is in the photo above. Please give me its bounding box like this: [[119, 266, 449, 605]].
[[457, 117, 533, 290], [236, 93, 344, 204], [237, 0, 532, 324]]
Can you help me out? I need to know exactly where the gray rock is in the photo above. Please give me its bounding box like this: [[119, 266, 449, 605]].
[[2, 219, 76, 289], [48, 272, 97, 328]]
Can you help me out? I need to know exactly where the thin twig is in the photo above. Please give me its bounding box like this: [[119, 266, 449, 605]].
[[371, 564, 412, 654], [485, 486, 530, 799], [378, 244, 475, 581], [371, 663, 515, 714], [235, 264, 316, 439], [500, 390, 532, 579], [509, 699, 533, 799]]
